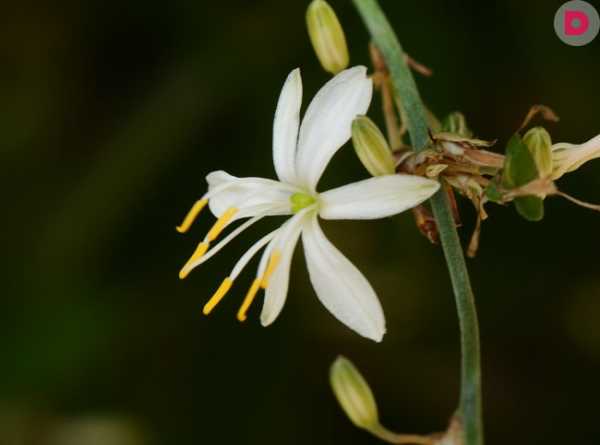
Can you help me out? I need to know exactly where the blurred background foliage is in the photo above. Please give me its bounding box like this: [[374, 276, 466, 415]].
[[2, 0, 599, 444]]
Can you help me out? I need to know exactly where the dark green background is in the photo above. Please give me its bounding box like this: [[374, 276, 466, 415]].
[[2, 0, 599, 444]]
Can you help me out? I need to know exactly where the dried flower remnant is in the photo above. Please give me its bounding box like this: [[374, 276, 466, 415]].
[[551, 134, 600, 180]]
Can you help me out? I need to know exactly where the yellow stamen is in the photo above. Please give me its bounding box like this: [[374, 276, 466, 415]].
[[206, 208, 238, 242], [203, 278, 233, 315], [237, 278, 262, 322], [260, 250, 281, 289], [178, 242, 209, 279], [176, 199, 208, 233]]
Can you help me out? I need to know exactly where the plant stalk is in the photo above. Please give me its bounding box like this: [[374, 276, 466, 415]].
[[352, 1, 484, 444]]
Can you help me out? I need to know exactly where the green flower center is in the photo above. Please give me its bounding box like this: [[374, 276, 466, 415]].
[[290, 192, 317, 213]]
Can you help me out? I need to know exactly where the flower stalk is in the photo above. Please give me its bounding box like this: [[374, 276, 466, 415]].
[[352, 1, 484, 444]]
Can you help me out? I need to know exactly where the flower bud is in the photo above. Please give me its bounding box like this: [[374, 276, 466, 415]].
[[441, 112, 472, 138], [306, 0, 349, 74], [523, 126, 553, 178], [502, 133, 544, 221], [352, 116, 395, 176], [330, 356, 379, 430]]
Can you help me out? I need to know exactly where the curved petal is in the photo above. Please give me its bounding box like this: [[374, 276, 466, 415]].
[[206, 171, 297, 220], [273, 68, 302, 184], [295, 66, 373, 191], [260, 209, 310, 326], [319, 175, 440, 220], [551, 134, 600, 180], [302, 216, 385, 342]]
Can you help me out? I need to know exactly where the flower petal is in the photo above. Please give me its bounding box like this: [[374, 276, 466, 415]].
[[206, 171, 297, 219], [273, 68, 302, 184], [551, 134, 600, 180], [259, 210, 309, 326], [302, 216, 385, 342], [319, 175, 440, 220], [295, 66, 373, 191]]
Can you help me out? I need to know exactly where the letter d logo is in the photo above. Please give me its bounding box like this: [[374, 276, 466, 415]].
[[565, 10, 590, 35], [554, 1, 599, 46]]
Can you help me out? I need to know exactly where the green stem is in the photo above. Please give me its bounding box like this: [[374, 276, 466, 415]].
[[352, 1, 484, 444], [371, 424, 434, 445]]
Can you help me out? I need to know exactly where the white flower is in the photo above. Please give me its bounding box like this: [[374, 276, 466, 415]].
[[551, 134, 600, 180], [176, 66, 440, 342]]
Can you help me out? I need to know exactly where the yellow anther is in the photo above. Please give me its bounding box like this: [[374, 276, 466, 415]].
[[176, 199, 208, 233], [206, 208, 238, 242], [237, 278, 262, 322], [261, 250, 282, 289], [178, 242, 209, 279], [203, 278, 233, 315]]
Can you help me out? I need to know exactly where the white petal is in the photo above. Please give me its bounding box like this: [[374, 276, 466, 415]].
[[302, 216, 385, 342], [319, 175, 440, 220], [295, 66, 373, 191], [259, 209, 310, 326], [273, 68, 302, 184], [206, 171, 297, 219], [551, 134, 600, 180]]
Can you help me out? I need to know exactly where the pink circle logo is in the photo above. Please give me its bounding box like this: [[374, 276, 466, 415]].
[[554, 0, 600, 46]]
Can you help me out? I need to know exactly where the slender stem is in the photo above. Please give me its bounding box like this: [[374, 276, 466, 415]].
[[381, 78, 403, 150], [352, 1, 484, 444], [371, 425, 435, 445]]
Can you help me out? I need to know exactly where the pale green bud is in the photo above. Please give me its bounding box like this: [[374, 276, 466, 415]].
[[523, 126, 553, 178], [306, 0, 349, 74], [441, 112, 472, 138], [352, 116, 395, 176], [330, 356, 379, 430]]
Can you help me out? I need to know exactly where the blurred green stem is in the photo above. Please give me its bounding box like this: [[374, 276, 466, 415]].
[[371, 425, 435, 445], [353, 1, 484, 444]]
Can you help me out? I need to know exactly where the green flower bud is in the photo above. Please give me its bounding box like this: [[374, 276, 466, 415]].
[[306, 0, 349, 74], [441, 112, 472, 138], [522, 126, 553, 178], [352, 116, 395, 176], [502, 133, 544, 222], [330, 356, 379, 430]]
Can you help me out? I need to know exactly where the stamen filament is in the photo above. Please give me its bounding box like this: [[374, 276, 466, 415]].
[[237, 278, 262, 322], [556, 190, 600, 211], [261, 250, 281, 288], [230, 230, 278, 280], [206, 208, 238, 242], [179, 242, 209, 279], [176, 199, 208, 233], [203, 278, 233, 315]]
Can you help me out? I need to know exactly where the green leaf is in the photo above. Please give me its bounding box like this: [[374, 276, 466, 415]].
[[515, 196, 544, 221], [502, 134, 537, 187], [502, 133, 544, 222], [484, 181, 503, 203]]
